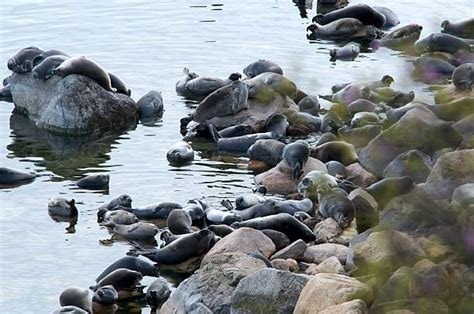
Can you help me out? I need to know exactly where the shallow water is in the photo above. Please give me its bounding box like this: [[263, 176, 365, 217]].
[[0, 0, 470, 312]]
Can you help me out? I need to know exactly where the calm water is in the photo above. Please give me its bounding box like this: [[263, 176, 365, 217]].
[[0, 0, 470, 312]]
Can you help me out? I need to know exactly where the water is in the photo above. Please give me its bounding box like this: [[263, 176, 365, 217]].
[[0, 0, 470, 312]]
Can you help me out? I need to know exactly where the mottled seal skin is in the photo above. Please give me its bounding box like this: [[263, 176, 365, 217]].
[[53, 56, 114, 92], [32, 55, 69, 80], [76, 174, 109, 190], [137, 91, 164, 120], [218, 124, 254, 138], [372, 24, 422, 51], [205, 208, 242, 225], [373, 6, 400, 29], [235, 193, 266, 210], [91, 268, 143, 299], [313, 4, 386, 28], [274, 198, 313, 215], [166, 141, 194, 164], [243, 59, 283, 78], [366, 176, 414, 209], [441, 18, 474, 39], [298, 95, 320, 116], [232, 213, 316, 242], [234, 199, 277, 221], [48, 197, 78, 217], [108, 72, 131, 96], [452, 63, 474, 91], [113, 222, 159, 241], [206, 224, 235, 237], [193, 80, 248, 123], [414, 33, 471, 55], [98, 209, 138, 226], [307, 18, 378, 40], [329, 42, 360, 61], [92, 285, 118, 305], [176, 68, 199, 95], [265, 114, 289, 138], [167, 209, 193, 234], [31, 49, 69, 68], [317, 184, 355, 228], [282, 140, 310, 180], [412, 56, 456, 84], [132, 229, 218, 264], [0, 167, 35, 184], [146, 278, 171, 309], [96, 256, 158, 282], [217, 132, 277, 153], [59, 287, 91, 312], [8, 46, 43, 73], [0, 85, 12, 103]]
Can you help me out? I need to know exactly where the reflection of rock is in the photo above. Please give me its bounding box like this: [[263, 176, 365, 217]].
[[9, 72, 137, 134], [8, 113, 126, 179]]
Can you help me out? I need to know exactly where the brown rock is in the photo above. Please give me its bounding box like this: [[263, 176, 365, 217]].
[[303, 243, 350, 265], [271, 239, 307, 261], [319, 299, 368, 314], [345, 163, 379, 188]]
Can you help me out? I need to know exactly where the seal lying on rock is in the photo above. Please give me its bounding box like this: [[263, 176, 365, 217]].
[[243, 59, 283, 78], [317, 184, 355, 228], [282, 140, 310, 180], [96, 256, 158, 282], [59, 287, 91, 312], [91, 268, 143, 300], [414, 33, 472, 55], [8, 46, 43, 73], [31, 49, 69, 68], [372, 24, 423, 51], [108, 72, 131, 96], [32, 55, 69, 80]]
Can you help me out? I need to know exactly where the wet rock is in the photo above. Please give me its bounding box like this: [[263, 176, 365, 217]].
[[383, 150, 432, 183], [359, 109, 462, 177], [161, 252, 265, 313], [230, 268, 309, 313], [313, 218, 342, 243], [271, 258, 298, 271], [452, 183, 474, 206], [345, 163, 378, 188], [303, 243, 350, 265], [348, 188, 379, 233], [294, 273, 373, 314], [370, 298, 448, 314], [305, 256, 345, 275], [271, 239, 307, 261], [205, 227, 275, 258], [9, 72, 137, 134], [319, 299, 368, 314], [423, 149, 474, 199]]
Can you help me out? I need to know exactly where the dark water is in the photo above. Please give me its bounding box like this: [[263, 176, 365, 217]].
[[0, 0, 470, 312]]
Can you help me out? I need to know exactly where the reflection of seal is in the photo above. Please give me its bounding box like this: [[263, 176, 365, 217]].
[[91, 268, 143, 299], [166, 141, 194, 164], [441, 18, 474, 39], [53, 56, 114, 92], [167, 209, 193, 234], [282, 140, 310, 180], [113, 222, 158, 241], [146, 278, 171, 309], [108, 72, 131, 96], [313, 4, 386, 28], [452, 63, 474, 91], [96, 256, 158, 282], [243, 59, 283, 78], [8, 46, 43, 73], [32, 55, 69, 80], [317, 184, 355, 227], [231, 213, 316, 242], [48, 197, 78, 217], [366, 176, 414, 209], [59, 287, 91, 312]]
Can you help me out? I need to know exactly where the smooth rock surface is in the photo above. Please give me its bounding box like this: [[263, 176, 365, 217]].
[[303, 243, 350, 265], [271, 239, 307, 261], [319, 299, 368, 314], [345, 163, 379, 188], [383, 150, 432, 183]]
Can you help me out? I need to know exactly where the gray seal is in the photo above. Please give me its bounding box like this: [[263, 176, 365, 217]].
[[31, 49, 69, 68], [205, 208, 242, 225], [372, 24, 423, 51], [307, 18, 378, 40], [0, 167, 35, 185], [246, 72, 297, 99], [441, 18, 474, 39], [216, 131, 277, 153], [91, 268, 143, 299], [235, 193, 266, 210], [218, 124, 254, 138], [124, 202, 182, 220], [48, 197, 78, 217], [108, 72, 131, 96], [146, 278, 171, 309], [96, 256, 158, 282], [247, 139, 285, 167], [166, 141, 194, 164], [282, 140, 310, 180], [317, 184, 355, 227], [100, 194, 132, 210], [243, 59, 283, 78], [373, 6, 400, 29], [52, 306, 88, 314], [412, 56, 456, 84], [261, 229, 290, 251], [310, 141, 358, 165], [329, 42, 360, 62], [184, 72, 241, 98], [76, 174, 109, 190], [167, 209, 193, 234], [414, 33, 471, 55], [452, 63, 474, 91], [350, 112, 380, 128], [233, 199, 277, 220], [32, 55, 69, 80], [113, 222, 159, 241], [175, 68, 199, 95], [7, 46, 43, 73], [59, 287, 91, 312], [98, 209, 138, 226], [265, 114, 289, 138], [137, 91, 164, 120], [298, 95, 320, 116], [273, 198, 313, 215], [206, 224, 235, 237], [312, 4, 386, 28], [92, 285, 118, 305], [53, 56, 114, 92], [321, 83, 371, 105]]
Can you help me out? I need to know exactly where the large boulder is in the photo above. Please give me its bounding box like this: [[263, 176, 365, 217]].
[[348, 188, 379, 233], [345, 163, 379, 188], [359, 109, 462, 177], [230, 268, 309, 313], [294, 273, 373, 314], [303, 243, 351, 265], [160, 252, 265, 313], [382, 150, 432, 183], [271, 239, 307, 261], [9, 72, 137, 134], [423, 149, 474, 199]]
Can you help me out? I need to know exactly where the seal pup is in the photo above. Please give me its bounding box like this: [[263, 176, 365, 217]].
[[96, 256, 158, 282], [146, 278, 172, 309], [243, 59, 283, 78], [91, 268, 143, 300], [59, 287, 91, 312], [317, 184, 355, 227], [166, 141, 194, 164], [8, 46, 43, 73], [53, 56, 115, 92], [48, 197, 78, 217], [329, 42, 360, 61], [32, 55, 69, 80], [282, 140, 310, 180]]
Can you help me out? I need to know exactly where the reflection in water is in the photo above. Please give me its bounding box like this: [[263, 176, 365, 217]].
[[49, 214, 78, 233]]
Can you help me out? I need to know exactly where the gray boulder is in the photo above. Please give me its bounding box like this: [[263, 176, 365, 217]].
[[303, 243, 351, 265], [383, 150, 432, 183]]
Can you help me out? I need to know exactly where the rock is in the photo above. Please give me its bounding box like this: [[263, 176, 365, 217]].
[[452, 183, 474, 206], [161, 252, 265, 313], [261, 229, 291, 251], [294, 273, 373, 314], [338, 125, 383, 149], [310, 141, 358, 165], [230, 268, 310, 314], [415, 237, 456, 263], [359, 109, 462, 177], [325, 160, 346, 177], [247, 139, 285, 167], [271, 239, 307, 261], [383, 150, 432, 183], [303, 243, 350, 265], [348, 188, 379, 233], [452, 114, 474, 139], [370, 298, 449, 314], [305, 256, 345, 275], [9, 72, 137, 134], [271, 258, 298, 271], [319, 299, 368, 314], [345, 163, 379, 188], [423, 149, 474, 199], [332, 219, 358, 245], [313, 218, 342, 243], [137, 91, 164, 120], [255, 157, 327, 195], [350, 229, 426, 276], [205, 227, 275, 258]]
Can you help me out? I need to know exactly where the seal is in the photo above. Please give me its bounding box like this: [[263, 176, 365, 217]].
[[366, 176, 414, 209], [297, 170, 339, 200], [205, 208, 242, 225], [265, 114, 289, 138], [386, 102, 431, 124], [298, 95, 320, 116], [215, 131, 277, 153], [108, 72, 131, 96], [76, 174, 109, 190], [372, 24, 423, 51], [309, 141, 358, 165], [100, 194, 132, 210], [59, 287, 91, 312], [167, 209, 193, 234], [31, 49, 69, 68], [137, 91, 164, 120], [233, 199, 277, 220], [113, 222, 159, 241], [235, 193, 266, 210], [412, 56, 456, 84], [316, 132, 339, 147], [166, 141, 194, 164], [91, 268, 143, 300], [347, 99, 377, 115], [192, 80, 248, 123], [282, 140, 310, 180], [329, 42, 360, 61], [273, 198, 313, 215], [0, 167, 35, 185], [350, 112, 380, 128], [52, 306, 88, 314], [313, 4, 386, 28], [321, 83, 371, 105], [92, 285, 118, 305], [176, 68, 199, 95], [414, 33, 471, 55], [146, 278, 171, 309], [246, 72, 297, 99], [98, 209, 138, 227], [373, 6, 400, 29], [0, 85, 12, 103], [286, 110, 322, 133], [182, 201, 206, 221], [184, 72, 241, 98], [325, 160, 346, 177], [231, 213, 316, 242], [317, 184, 355, 227], [371, 88, 415, 108], [441, 18, 474, 39], [206, 224, 234, 237], [96, 256, 158, 282], [331, 75, 395, 93], [52, 56, 114, 92], [243, 59, 283, 78], [247, 139, 285, 167], [307, 18, 378, 40], [452, 63, 474, 91], [338, 124, 383, 148], [124, 202, 182, 220], [32, 55, 69, 80], [261, 229, 290, 251], [48, 197, 78, 217], [218, 124, 255, 138], [132, 229, 218, 264], [7, 46, 44, 73]]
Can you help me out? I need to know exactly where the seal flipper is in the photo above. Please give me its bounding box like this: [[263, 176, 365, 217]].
[[207, 124, 221, 144], [293, 162, 303, 180]]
